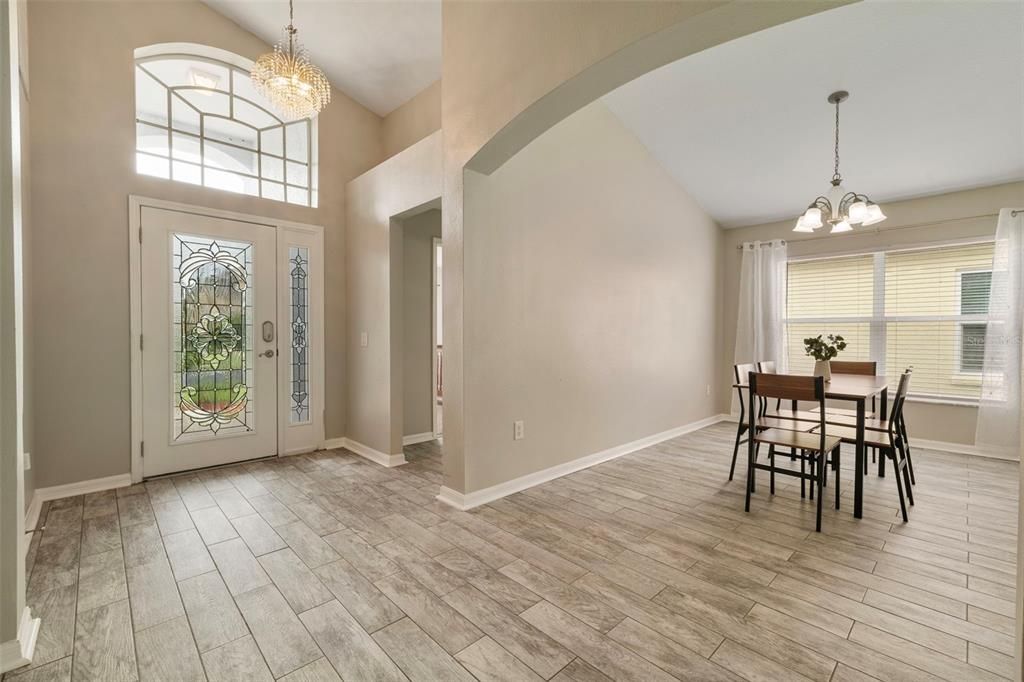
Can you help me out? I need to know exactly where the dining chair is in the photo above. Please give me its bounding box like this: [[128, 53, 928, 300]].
[[729, 363, 817, 482], [756, 360, 820, 425], [746, 372, 842, 532], [823, 366, 916, 485], [816, 370, 915, 522]]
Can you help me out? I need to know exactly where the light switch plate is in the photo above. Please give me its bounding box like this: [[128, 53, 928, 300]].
[[360, 332, 368, 348], [513, 420, 525, 440]]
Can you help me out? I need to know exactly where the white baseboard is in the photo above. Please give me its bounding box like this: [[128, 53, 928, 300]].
[[437, 413, 729, 511], [0, 607, 40, 673], [402, 432, 436, 446], [23, 473, 133, 534], [323, 437, 406, 467]]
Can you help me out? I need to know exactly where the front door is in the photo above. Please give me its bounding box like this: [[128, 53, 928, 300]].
[[140, 206, 278, 477]]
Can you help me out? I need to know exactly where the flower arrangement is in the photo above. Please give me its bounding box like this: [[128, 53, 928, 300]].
[[803, 334, 847, 361]]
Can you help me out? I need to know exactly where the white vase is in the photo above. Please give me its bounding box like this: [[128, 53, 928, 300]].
[[813, 360, 832, 382]]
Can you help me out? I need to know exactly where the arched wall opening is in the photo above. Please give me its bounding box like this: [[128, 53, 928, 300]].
[[440, 0, 855, 502]]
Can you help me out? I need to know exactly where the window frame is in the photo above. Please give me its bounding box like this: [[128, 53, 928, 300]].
[[133, 43, 318, 208], [954, 268, 993, 375], [784, 239, 995, 405]]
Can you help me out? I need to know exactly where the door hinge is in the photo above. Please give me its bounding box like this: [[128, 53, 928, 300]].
[[140, 334, 144, 351], [139, 227, 143, 244], [140, 441, 145, 458]]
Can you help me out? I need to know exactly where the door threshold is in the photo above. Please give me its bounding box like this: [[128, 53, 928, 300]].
[[143, 453, 280, 481]]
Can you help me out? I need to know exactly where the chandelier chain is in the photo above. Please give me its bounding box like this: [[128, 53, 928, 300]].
[[832, 99, 841, 184]]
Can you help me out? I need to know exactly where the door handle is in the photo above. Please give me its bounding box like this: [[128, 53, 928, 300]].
[[260, 349, 277, 358]]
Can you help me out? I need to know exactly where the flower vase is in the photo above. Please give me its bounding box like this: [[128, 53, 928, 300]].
[[813, 360, 832, 382]]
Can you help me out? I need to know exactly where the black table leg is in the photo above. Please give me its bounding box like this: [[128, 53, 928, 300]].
[[878, 387, 888, 478], [854, 398, 865, 519]]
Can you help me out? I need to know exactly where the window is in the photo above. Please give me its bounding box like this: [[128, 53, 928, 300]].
[[786, 242, 995, 401], [134, 44, 317, 207]]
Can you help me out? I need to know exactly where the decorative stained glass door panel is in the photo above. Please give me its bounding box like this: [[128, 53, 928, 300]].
[[141, 206, 277, 476]]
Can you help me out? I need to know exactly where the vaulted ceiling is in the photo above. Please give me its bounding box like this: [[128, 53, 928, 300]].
[[204, 0, 440, 116], [603, 0, 1024, 228]]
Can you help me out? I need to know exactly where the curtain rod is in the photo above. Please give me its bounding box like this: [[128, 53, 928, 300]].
[[734, 211, 1000, 249]]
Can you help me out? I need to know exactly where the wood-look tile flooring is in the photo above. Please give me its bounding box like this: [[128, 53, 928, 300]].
[[6, 423, 1018, 681]]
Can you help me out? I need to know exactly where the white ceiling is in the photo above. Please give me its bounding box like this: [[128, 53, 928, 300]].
[[204, 0, 440, 116], [603, 0, 1024, 228]]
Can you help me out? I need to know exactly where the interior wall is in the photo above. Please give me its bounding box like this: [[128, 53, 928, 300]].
[[401, 209, 441, 438], [720, 181, 1024, 448], [27, 1, 382, 488], [461, 102, 721, 492], [345, 132, 442, 457], [16, 0, 30, 512], [441, 0, 850, 494], [381, 80, 440, 161]]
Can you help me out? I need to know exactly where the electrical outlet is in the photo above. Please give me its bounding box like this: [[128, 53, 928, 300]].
[[23, 452, 31, 471], [513, 420, 525, 440], [360, 332, 368, 348], [706, 384, 712, 396]]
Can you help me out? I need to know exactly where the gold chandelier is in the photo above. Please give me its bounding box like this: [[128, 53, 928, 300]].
[[251, 0, 331, 121]]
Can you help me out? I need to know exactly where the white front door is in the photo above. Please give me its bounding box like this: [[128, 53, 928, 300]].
[[140, 206, 278, 477]]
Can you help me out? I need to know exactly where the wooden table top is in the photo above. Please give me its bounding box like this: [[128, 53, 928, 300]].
[[734, 372, 889, 400]]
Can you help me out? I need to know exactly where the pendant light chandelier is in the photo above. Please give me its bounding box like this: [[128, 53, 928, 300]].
[[251, 0, 331, 121], [794, 91, 886, 233]]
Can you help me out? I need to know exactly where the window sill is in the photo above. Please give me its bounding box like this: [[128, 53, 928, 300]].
[[906, 394, 979, 408]]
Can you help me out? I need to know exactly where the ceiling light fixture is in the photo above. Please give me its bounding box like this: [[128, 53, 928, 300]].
[[251, 0, 331, 121], [794, 91, 886, 234]]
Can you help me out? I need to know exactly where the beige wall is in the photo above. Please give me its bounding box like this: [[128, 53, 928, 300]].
[[441, 0, 846, 493], [720, 181, 1024, 447], [27, 1, 382, 488], [401, 209, 441, 437], [382, 80, 440, 161], [461, 102, 721, 492], [345, 132, 442, 457]]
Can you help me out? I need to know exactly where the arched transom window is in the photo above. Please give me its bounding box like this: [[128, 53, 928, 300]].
[[135, 44, 318, 207]]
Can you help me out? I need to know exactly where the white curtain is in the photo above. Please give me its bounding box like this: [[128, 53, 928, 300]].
[[976, 209, 1023, 459], [734, 240, 789, 373]]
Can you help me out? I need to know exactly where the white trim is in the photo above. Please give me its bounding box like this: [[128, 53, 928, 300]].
[[32, 473, 133, 503], [437, 414, 729, 511], [322, 437, 406, 467], [128, 196, 324, 483], [403, 432, 435, 446], [0, 607, 39, 673], [23, 495, 40, 533], [431, 236, 442, 439]]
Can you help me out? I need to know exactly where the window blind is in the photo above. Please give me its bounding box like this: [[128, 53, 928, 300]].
[[786, 242, 995, 400]]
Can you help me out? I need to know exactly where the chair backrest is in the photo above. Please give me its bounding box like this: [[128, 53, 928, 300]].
[[734, 363, 756, 384], [888, 370, 912, 441], [749, 373, 827, 448], [757, 360, 777, 374], [749, 372, 823, 402], [830, 360, 876, 376]]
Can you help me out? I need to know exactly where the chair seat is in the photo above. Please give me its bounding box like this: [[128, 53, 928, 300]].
[[811, 425, 892, 448], [764, 409, 821, 423], [823, 414, 894, 432], [755, 417, 817, 432], [753, 428, 842, 452], [809, 406, 877, 419]]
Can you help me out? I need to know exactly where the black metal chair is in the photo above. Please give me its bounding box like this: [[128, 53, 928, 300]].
[[746, 372, 842, 532], [816, 371, 915, 521], [729, 363, 817, 482], [823, 367, 916, 485]]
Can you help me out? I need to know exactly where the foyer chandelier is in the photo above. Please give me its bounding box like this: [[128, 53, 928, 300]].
[[251, 0, 331, 121], [794, 91, 886, 233]]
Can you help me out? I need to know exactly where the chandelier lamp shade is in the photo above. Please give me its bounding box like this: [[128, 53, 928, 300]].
[[794, 91, 886, 234], [251, 0, 331, 121]]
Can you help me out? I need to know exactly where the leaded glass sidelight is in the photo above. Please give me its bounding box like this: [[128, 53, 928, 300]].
[[172, 234, 254, 439], [289, 247, 310, 423]]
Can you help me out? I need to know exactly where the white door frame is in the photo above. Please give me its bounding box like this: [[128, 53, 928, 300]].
[[128, 195, 324, 483], [431, 236, 441, 439]]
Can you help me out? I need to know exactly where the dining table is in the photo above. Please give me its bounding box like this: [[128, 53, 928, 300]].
[[734, 372, 890, 519]]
